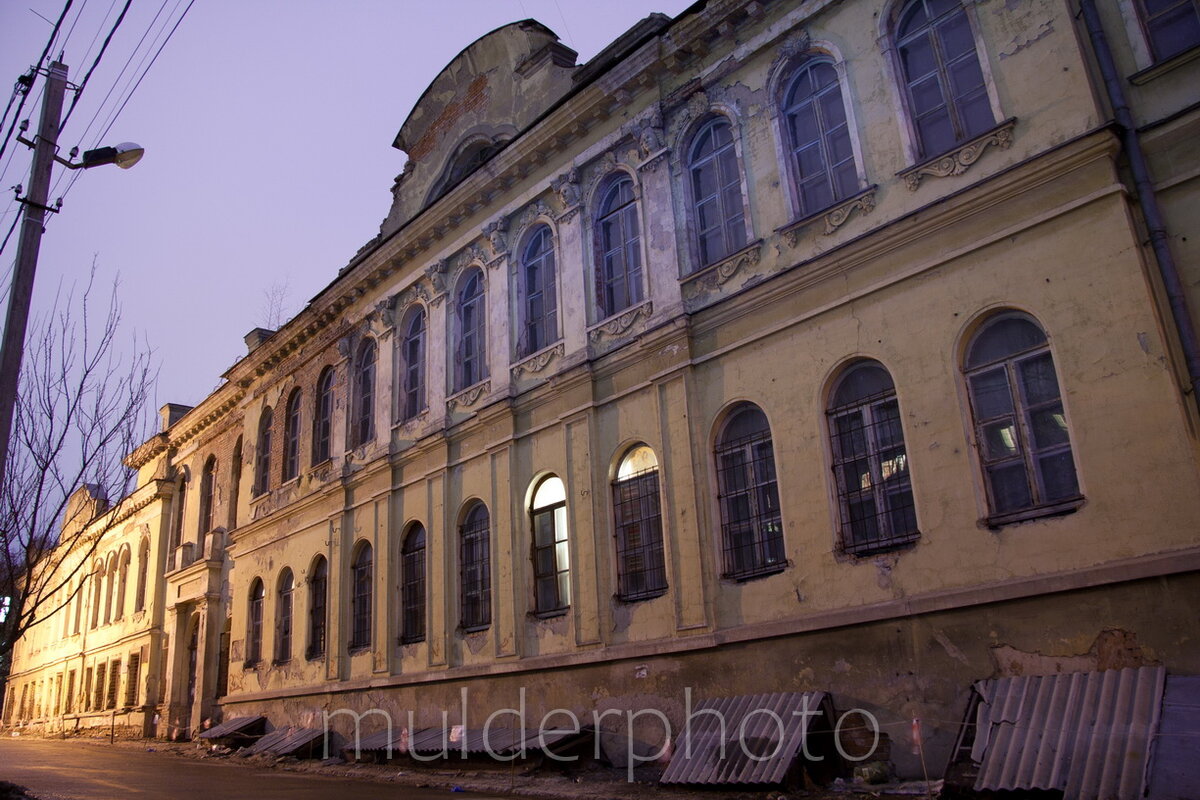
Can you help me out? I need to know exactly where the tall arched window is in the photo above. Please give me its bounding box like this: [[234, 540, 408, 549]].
[[349, 542, 373, 651], [253, 408, 272, 496], [531, 476, 570, 614], [115, 548, 130, 620], [518, 226, 558, 358], [169, 472, 187, 553], [714, 404, 785, 580], [689, 118, 747, 267], [275, 569, 294, 663], [894, 0, 994, 159], [353, 339, 377, 447], [90, 564, 103, 628], [282, 388, 302, 481], [454, 269, 487, 392], [827, 361, 918, 555], [459, 504, 491, 630], [197, 455, 216, 550], [595, 176, 643, 320], [1136, 0, 1200, 62], [965, 313, 1080, 520], [399, 306, 426, 421], [103, 553, 115, 624], [613, 445, 667, 600], [246, 578, 264, 665], [134, 538, 149, 613], [313, 367, 334, 463], [783, 60, 859, 217], [400, 525, 426, 644], [229, 436, 242, 529], [307, 555, 328, 659]]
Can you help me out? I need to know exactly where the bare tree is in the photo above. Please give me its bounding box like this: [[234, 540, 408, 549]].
[[259, 276, 293, 330], [0, 264, 156, 678]]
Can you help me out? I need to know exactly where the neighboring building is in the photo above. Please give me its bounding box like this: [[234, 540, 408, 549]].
[[5, 0, 1199, 778]]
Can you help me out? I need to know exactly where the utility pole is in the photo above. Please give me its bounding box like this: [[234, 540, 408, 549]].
[[0, 61, 68, 493]]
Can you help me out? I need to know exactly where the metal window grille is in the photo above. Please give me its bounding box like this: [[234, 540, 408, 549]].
[[350, 547, 373, 650], [689, 118, 746, 266], [828, 390, 919, 555], [400, 529, 426, 644], [308, 559, 327, 658], [283, 391, 301, 481], [532, 501, 570, 613], [715, 428, 786, 580], [612, 468, 667, 600], [459, 509, 491, 629], [93, 663, 106, 710], [65, 670, 75, 713], [313, 369, 334, 463], [254, 409, 272, 496], [276, 574, 293, 662], [124, 654, 140, 707], [83, 668, 93, 712], [105, 659, 120, 710]]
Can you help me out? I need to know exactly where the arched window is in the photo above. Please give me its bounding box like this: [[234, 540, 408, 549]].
[[595, 177, 643, 320], [282, 388, 302, 481], [229, 436, 242, 529], [427, 136, 509, 204], [688, 118, 747, 267], [894, 0, 994, 159], [459, 504, 491, 630], [253, 408, 272, 496], [90, 564, 103, 628], [246, 578, 264, 665], [353, 339, 377, 447], [134, 538, 149, 613], [714, 404, 785, 580], [965, 313, 1080, 519], [197, 455, 216, 549], [613, 445, 667, 600], [783, 60, 859, 217], [115, 548, 130, 620], [518, 226, 559, 358], [1136, 0, 1200, 62], [103, 553, 116, 624], [275, 569, 294, 663], [531, 476, 570, 614], [349, 542, 373, 650], [827, 361, 919, 555], [400, 525, 426, 643], [454, 269, 487, 392], [307, 555, 328, 659], [399, 306, 426, 421], [169, 472, 187, 554], [313, 367, 334, 463]]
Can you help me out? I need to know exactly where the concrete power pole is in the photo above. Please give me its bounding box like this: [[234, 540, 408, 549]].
[[0, 61, 68, 492]]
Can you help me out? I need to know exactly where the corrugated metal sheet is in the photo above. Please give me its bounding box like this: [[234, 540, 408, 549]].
[[971, 666, 1165, 800], [199, 715, 265, 740], [240, 726, 324, 757], [1146, 675, 1200, 799], [350, 726, 587, 759], [660, 692, 829, 785]]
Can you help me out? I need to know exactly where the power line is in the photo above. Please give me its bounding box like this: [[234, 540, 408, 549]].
[[60, 0, 134, 131], [0, 0, 74, 164], [57, 0, 92, 59]]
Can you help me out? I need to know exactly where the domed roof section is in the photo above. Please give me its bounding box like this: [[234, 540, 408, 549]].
[[381, 20, 578, 234]]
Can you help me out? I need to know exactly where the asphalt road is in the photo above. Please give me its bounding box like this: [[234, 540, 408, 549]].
[[0, 738, 508, 799]]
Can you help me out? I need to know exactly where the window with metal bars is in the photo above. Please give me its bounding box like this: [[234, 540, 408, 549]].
[[827, 361, 919, 556], [455, 269, 487, 392], [1137, 0, 1200, 62], [246, 578, 264, 665], [518, 225, 559, 358], [783, 60, 860, 218], [253, 408, 272, 496], [894, 0, 995, 159], [531, 476, 571, 614], [124, 654, 140, 707], [688, 117, 747, 268], [82, 668, 92, 712], [399, 305, 426, 421], [965, 313, 1080, 522], [353, 339, 377, 447], [276, 569, 294, 663], [714, 405, 786, 580], [93, 662, 106, 711], [282, 389, 302, 481], [612, 446, 667, 601], [312, 367, 334, 463], [595, 177, 643, 319], [307, 556, 327, 659], [400, 526, 426, 644], [349, 542, 373, 651], [459, 504, 491, 630], [65, 670, 75, 714]]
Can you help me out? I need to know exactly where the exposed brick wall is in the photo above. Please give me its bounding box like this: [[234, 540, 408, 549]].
[[409, 74, 491, 161]]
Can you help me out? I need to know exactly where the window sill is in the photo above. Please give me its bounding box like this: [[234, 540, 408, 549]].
[[272, 657, 291, 666], [447, 379, 492, 414], [722, 564, 787, 583], [842, 532, 921, 559], [528, 608, 569, 620], [587, 300, 653, 344], [348, 644, 371, 655], [459, 624, 490, 635], [778, 186, 877, 245], [304, 650, 325, 662], [615, 589, 668, 604], [897, 117, 1017, 191], [1130, 44, 1200, 85], [398, 636, 426, 646], [242, 660, 261, 671], [511, 341, 564, 380], [680, 240, 763, 291], [394, 407, 430, 430], [984, 496, 1084, 530]]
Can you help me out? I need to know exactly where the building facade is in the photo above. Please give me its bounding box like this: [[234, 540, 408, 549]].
[[6, 0, 1200, 778]]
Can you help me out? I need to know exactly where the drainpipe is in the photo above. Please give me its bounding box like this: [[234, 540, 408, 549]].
[[1079, 0, 1200, 417]]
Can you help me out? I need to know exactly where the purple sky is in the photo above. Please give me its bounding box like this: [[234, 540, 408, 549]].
[[0, 1, 693, 425]]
